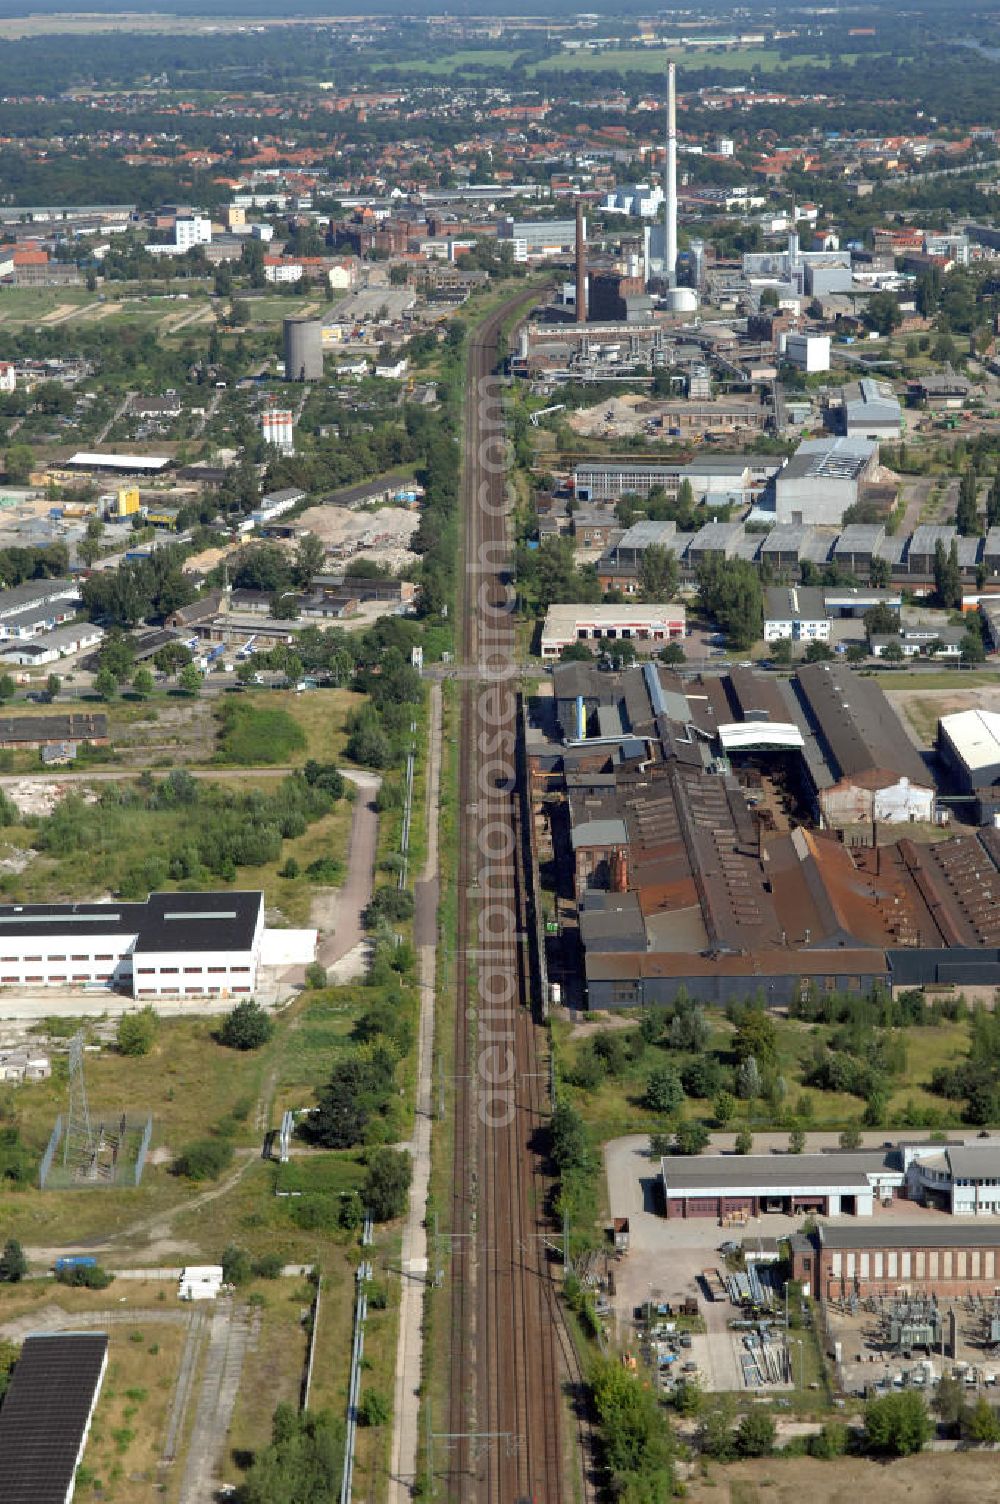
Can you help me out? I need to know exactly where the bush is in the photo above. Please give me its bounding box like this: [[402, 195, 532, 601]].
[[0, 1238, 26, 1282], [221, 1244, 253, 1285], [56, 1263, 113, 1290], [116, 1006, 157, 1057], [864, 1390, 932, 1456], [305, 962, 328, 989], [363, 887, 414, 927], [736, 1410, 775, 1457], [358, 1389, 391, 1427], [218, 999, 274, 1051], [172, 1138, 234, 1181], [364, 1148, 412, 1221]]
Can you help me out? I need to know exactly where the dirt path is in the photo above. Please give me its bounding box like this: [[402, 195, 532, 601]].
[[313, 767, 380, 969]]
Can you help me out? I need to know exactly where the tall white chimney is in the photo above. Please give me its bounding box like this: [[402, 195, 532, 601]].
[[665, 60, 678, 286]]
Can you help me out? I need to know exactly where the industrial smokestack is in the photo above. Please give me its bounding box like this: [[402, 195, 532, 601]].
[[575, 199, 587, 323], [665, 60, 678, 287]]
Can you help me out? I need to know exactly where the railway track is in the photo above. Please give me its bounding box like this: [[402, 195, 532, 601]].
[[443, 291, 580, 1504]]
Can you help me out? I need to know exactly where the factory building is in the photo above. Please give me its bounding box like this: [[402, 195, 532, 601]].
[[791, 662, 936, 826], [841, 378, 903, 440], [792, 1221, 1000, 1302], [0, 890, 317, 998], [661, 1147, 906, 1221], [497, 216, 579, 261], [534, 660, 1000, 1009], [773, 437, 880, 527], [540, 602, 685, 659], [938, 708, 1000, 825], [763, 585, 830, 643], [784, 333, 830, 373]]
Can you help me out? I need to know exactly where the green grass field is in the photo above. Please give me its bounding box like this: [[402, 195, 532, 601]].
[[378, 47, 526, 74]]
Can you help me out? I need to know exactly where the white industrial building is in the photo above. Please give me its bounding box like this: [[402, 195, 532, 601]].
[[773, 437, 879, 526], [541, 602, 685, 659], [0, 891, 313, 997], [763, 585, 830, 643], [497, 216, 579, 261], [148, 214, 212, 256], [784, 332, 830, 373], [0, 622, 104, 666]]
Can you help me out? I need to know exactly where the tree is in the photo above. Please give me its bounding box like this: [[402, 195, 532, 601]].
[[221, 1243, 254, 1285], [735, 1409, 775, 1457], [551, 1099, 589, 1173], [769, 637, 792, 665], [305, 961, 327, 989], [881, 640, 905, 663], [788, 1126, 806, 1154], [864, 1390, 932, 1456], [964, 1395, 1000, 1445], [239, 1405, 341, 1504], [988, 471, 1000, 530], [293, 533, 325, 588], [4, 443, 33, 482], [364, 1147, 412, 1221], [78, 536, 101, 567], [846, 641, 868, 664], [736, 1055, 761, 1100], [957, 466, 979, 537], [864, 602, 901, 638], [0, 1238, 26, 1282], [734, 1127, 753, 1155], [638, 544, 679, 603], [733, 1010, 778, 1069], [645, 1064, 684, 1116], [116, 1006, 157, 1057], [0, 673, 15, 704], [934, 1372, 965, 1427], [696, 558, 763, 650], [869, 556, 891, 587], [804, 640, 833, 663], [713, 1091, 736, 1127], [94, 667, 117, 701], [962, 629, 986, 665], [45, 673, 61, 700], [934, 538, 962, 609], [178, 662, 202, 696], [132, 666, 154, 698], [218, 999, 274, 1051], [839, 1124, 862, 1150], [674, 1120, 710, 1155]]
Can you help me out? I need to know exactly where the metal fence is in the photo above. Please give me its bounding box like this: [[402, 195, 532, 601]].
[[133, 1114, 154, 1186], [38, 1114, 63, 1189]]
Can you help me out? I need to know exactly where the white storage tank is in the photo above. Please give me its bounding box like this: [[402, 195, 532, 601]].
[[664, 287, 698, 313]]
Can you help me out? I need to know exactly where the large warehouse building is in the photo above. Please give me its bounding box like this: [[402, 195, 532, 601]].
[[937, 707, 1000, 825], [662, 1139, 1000, 1223], [772, 436, 879, 526], [0, 891, 314, 997], [792, 1223, 1000, 1302], [791, 661, 936, 826], [531, 660, 1000, 1008]]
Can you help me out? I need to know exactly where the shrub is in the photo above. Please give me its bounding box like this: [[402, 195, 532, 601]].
[[172, 1138, 233, 1181], [864, 1391, 932, 1456], [218, 999, 274, 1051], [221, 1244, 253, 1285], [358, 1389, 391, 1427], [116, 1006, 157, 1057], [56, 1263, 113, 1290], [363, 887, 414, 927], [305, 962, 328, 990]]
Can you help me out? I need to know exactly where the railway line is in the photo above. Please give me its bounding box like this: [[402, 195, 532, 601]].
[[444, 290, 589, 1503]]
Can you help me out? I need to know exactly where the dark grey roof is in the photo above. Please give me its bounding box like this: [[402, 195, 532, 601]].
[[945, 1145, 1000, 1180], [134, 891, 262, 953], [0, 1332, 108, 1504], [793, 663, 930, 786], [661, 1147, 898, 1194], [0, 891, 262, 953], [820, 1222, 1000, 1251]]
